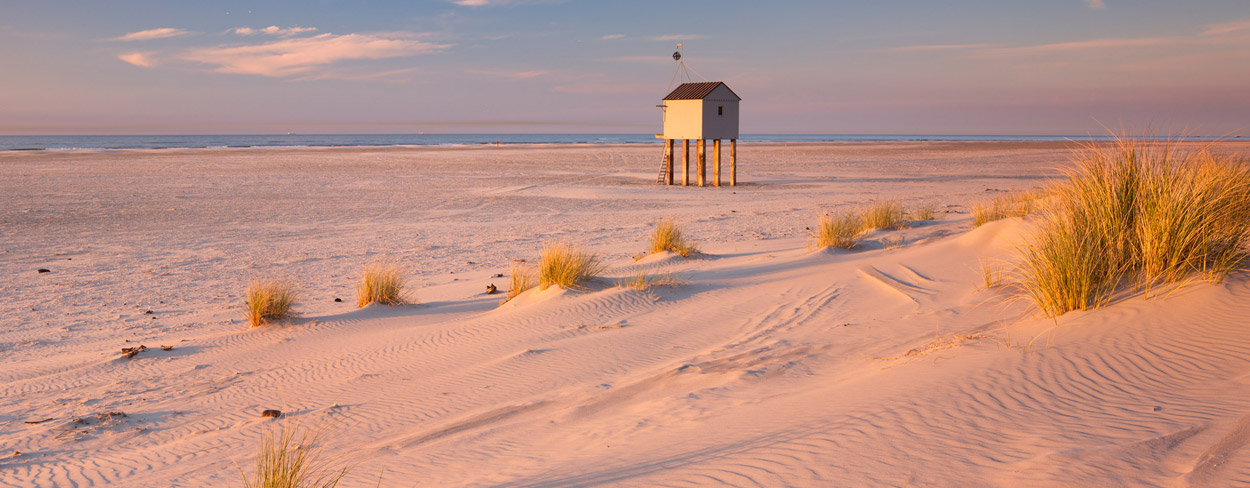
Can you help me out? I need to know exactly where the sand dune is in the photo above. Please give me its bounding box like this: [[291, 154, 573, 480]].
[[2, 142, 1249, 486]]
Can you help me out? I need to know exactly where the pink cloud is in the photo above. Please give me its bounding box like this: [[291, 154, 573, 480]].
[[118, 52, 156, 67], [230, 26, 318, 37], [551, 83, 654, 95], [113, 28, 189, 41], [469, 69, 547, 79], [1203, 19, 1250, 36], [973, 37, 1176, 57], [882, 43, 997, 53], [182, 33, 451, 77]]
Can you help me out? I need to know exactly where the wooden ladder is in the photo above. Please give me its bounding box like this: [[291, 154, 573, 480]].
[[655, 139, 673, 184]]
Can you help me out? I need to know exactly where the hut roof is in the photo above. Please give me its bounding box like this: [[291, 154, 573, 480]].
[[662, 81, 741, 101]]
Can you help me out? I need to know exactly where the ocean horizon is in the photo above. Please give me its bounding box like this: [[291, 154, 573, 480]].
[[2, 133, 1228, 152]]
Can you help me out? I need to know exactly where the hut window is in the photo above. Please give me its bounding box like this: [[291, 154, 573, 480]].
[[718, 106, 724, 116]]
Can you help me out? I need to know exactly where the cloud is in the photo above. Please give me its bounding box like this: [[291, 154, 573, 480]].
[[113, 27, 189, 41], [649, 34, 708, 42], [294, 67, 418, 82], [469, 69, 547, 79], [551, 83, 654, 95], [230, 26, 318, 37], [1085, 0, 1107, 9], [182, 32, 451, 77], [974, 37, 1174, 57], [601, 34, 625, 40], [882, 43, 997, 52], [118, 52, 156, 67], [1203, 19, 1250, 36]]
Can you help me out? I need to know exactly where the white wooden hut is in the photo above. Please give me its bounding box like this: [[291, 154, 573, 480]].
[[656, 81, 741, 186]]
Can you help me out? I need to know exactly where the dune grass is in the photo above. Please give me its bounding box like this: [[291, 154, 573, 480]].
[[502, 263, 535, 304], [239, 426, 350, 488], [614, 269, 686, 291], [357, 261, 408, 308], [647, 219, 700, 257], [538, 242, 605, 290], [245, 279, 298, 327], [861, 200, 906, 230], [815, 211, 865, 250], [1012, 138, 1250, 316], [978, 259, 1005, 290], [972, 191, 1039, 227], [914, 202, 939, 221]]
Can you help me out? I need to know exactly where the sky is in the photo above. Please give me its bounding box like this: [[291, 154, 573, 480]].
[[1, 0, 1248, 136]]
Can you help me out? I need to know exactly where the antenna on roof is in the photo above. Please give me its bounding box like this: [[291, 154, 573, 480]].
[[667, 42, 706, 91]]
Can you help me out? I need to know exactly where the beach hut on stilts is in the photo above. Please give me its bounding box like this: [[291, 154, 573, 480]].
[[655, 44, 741, 187]]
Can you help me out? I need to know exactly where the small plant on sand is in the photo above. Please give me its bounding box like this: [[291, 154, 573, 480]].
[[978, 259, 1005, 290], [239, 425, 350, 488], [882, 236, 906, 250], [357, 261, 409, 308], [245, 279, 298, 327], [538, 242, 605, 290], [1012, 137, 1250, 317], [861, 200, 906, 230], [914, 202, 939, 221], [973, 191, 1041, 227], [815, 211, 864, 250], [647, 219, 700, 257], [502, 263, 536, 304], [614, 268, 686, 291]]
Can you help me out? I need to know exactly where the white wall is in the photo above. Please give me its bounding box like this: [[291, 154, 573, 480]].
[[662, 100, 704, 140]]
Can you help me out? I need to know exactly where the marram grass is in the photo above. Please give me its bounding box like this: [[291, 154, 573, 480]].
[[502, 263, 535, 304], [538, 242, 605, 290], [613, 269, 686, 291], [815, 212, 864, 249], [914, 202, 939, 221], [238, 425, 350, 488], [861, 200, 906, 230], [648, 219, 699, 257], [245, 279, 298, 327], [357, 261, 409, 308], [1011, 137, 1250, 317], [973, 191, 1039, 227]]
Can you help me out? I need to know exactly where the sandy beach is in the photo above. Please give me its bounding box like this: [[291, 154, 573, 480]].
[[3, 141, 1250, 486]]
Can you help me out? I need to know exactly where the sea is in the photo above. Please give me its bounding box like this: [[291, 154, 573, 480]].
[[0, 133, 1221, 151]]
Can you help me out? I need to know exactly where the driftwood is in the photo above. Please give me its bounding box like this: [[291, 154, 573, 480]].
[[121, 345, 147, 359]]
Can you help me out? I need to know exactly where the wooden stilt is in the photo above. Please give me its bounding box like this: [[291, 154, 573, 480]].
[[730, 139, 737, 186], [697, 139, 706, 187], [713, 139, 721, 187], [682, 139, 690, 186], [665, 139, 674, 185]]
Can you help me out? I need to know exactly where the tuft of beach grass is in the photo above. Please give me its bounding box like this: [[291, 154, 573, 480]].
[[972, 191, 1038, 227], [648, 219, 700, 257], [861, 200, 906, 230], [978, 258, 1005, 290], [245, 279, 298, 327], [357, 261, 409, 308], [538, 242, 605, 290], [238, 425, 350, 488], [914, 202, 939, 221], [613, 268, 686, 291], [1011, 137, 1250, 316], [815, 211, 864, 250], [502, 263, 536, 304]]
